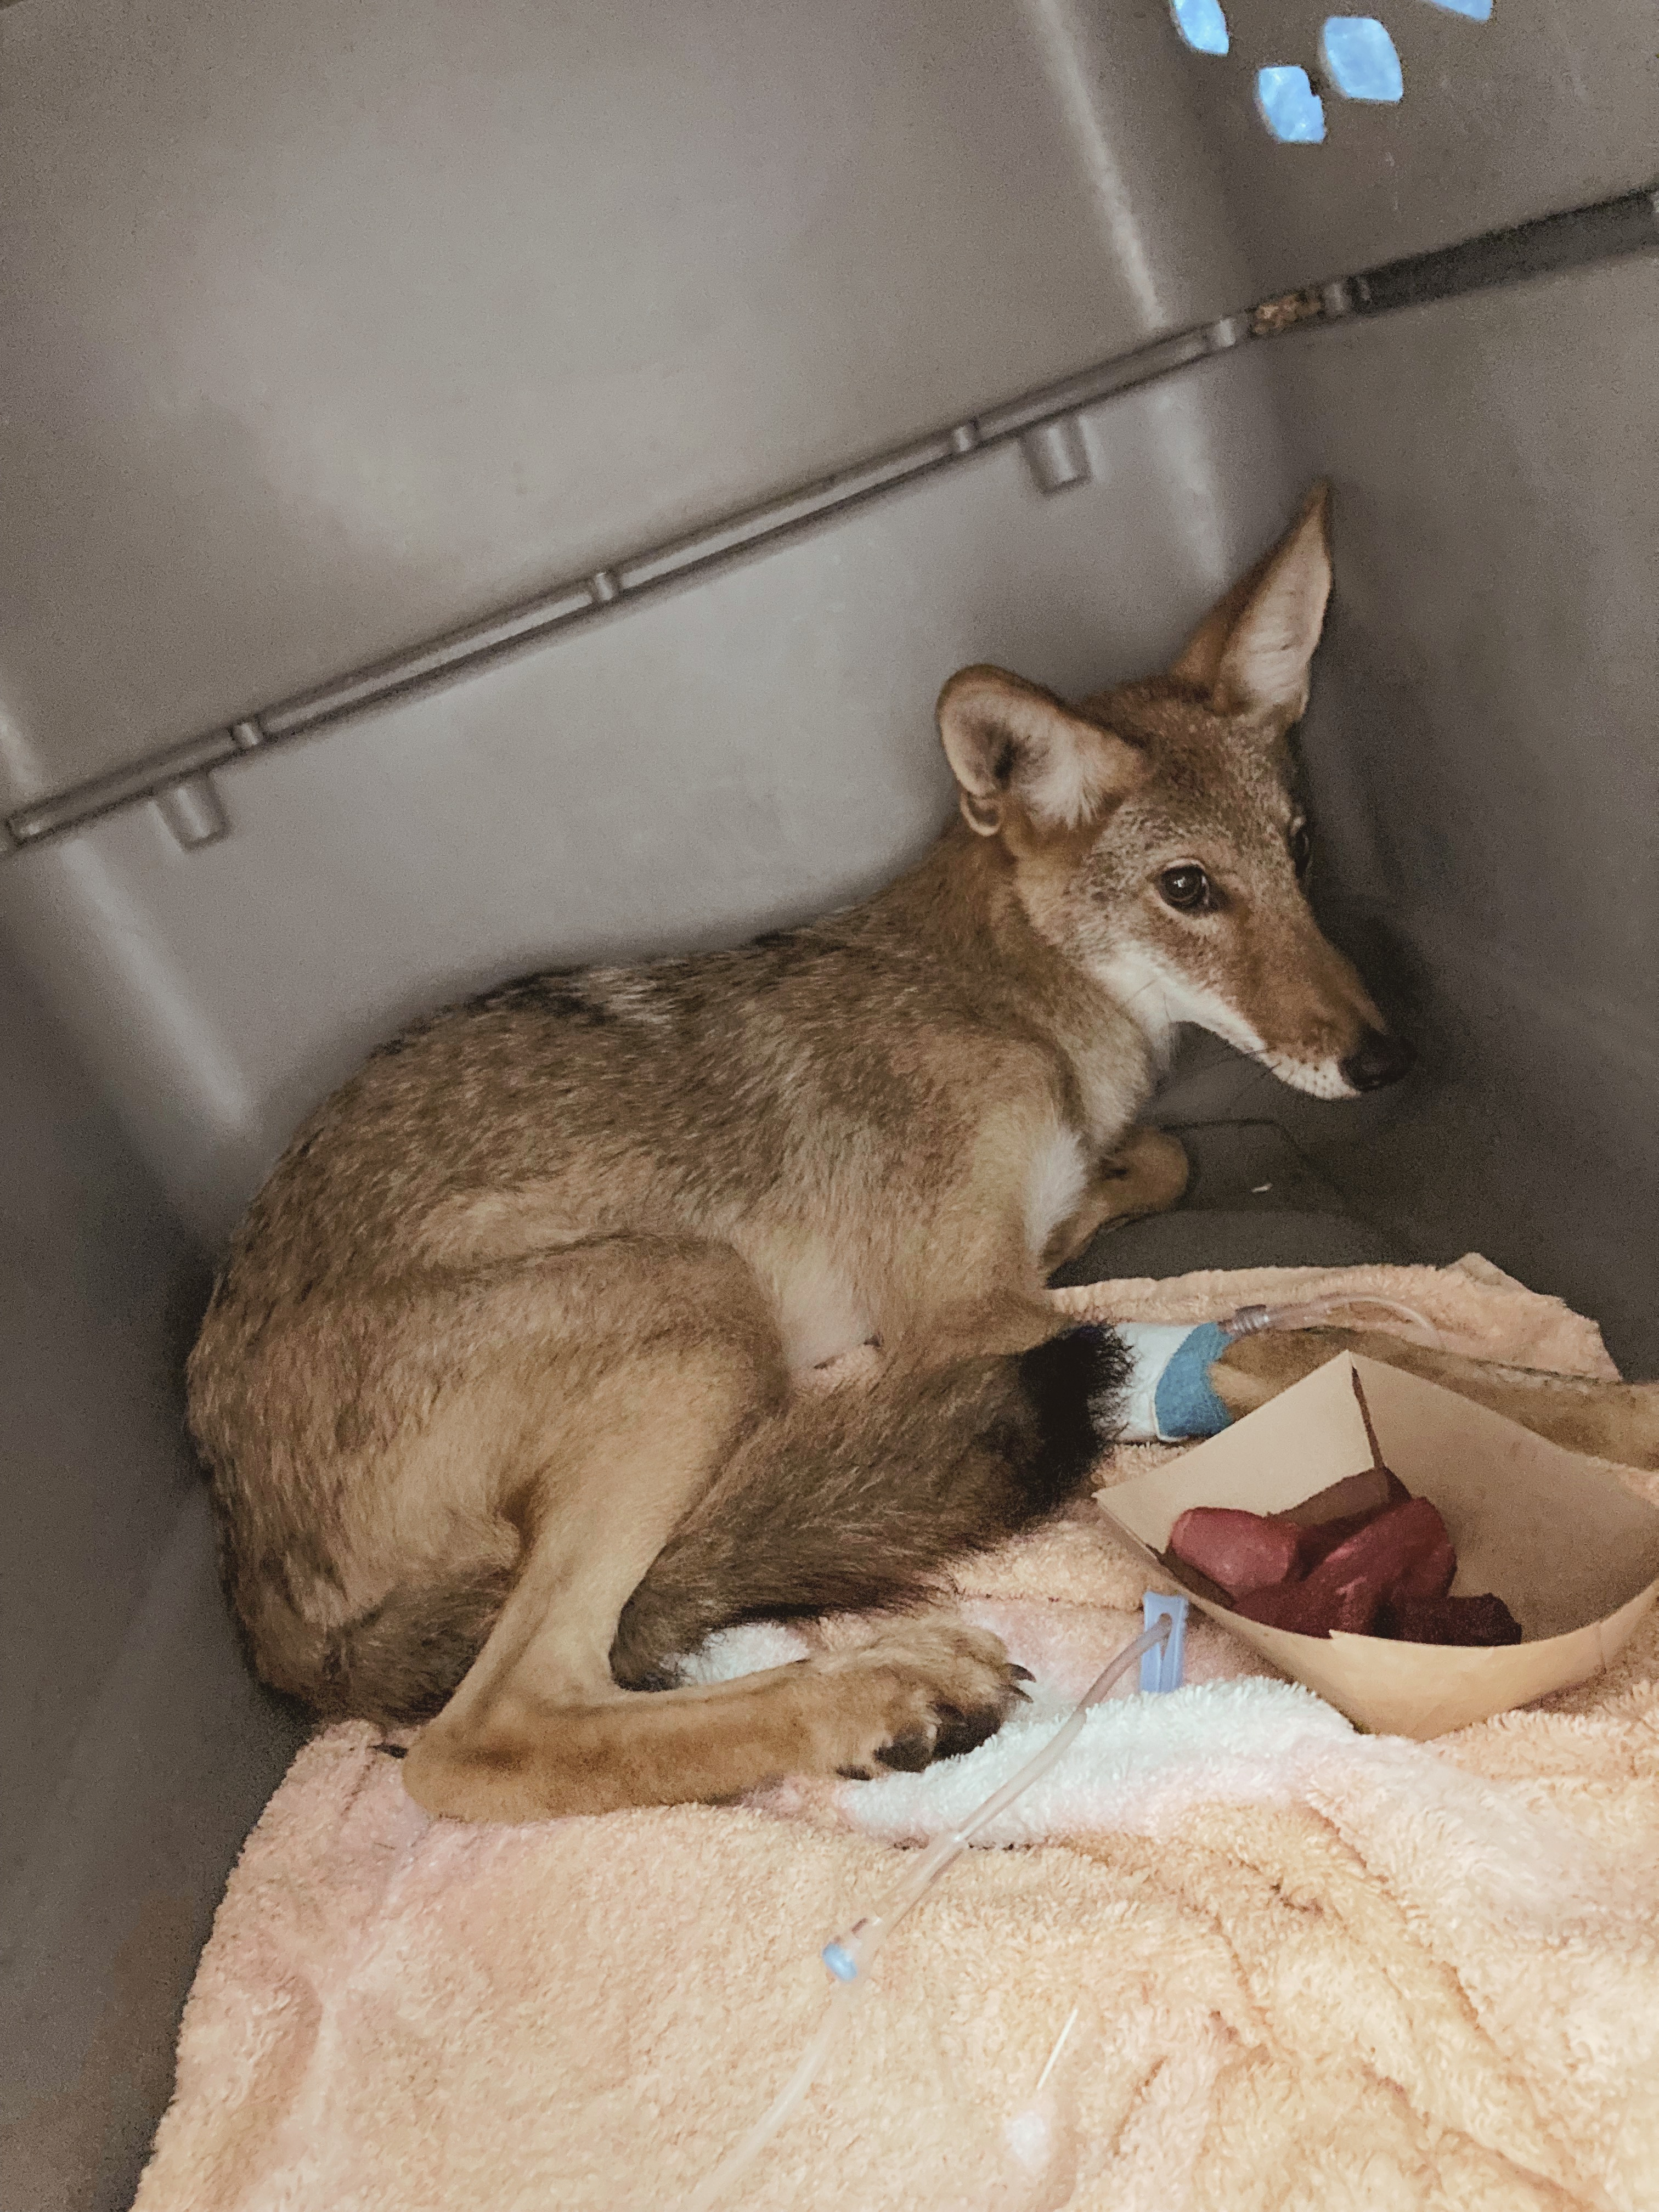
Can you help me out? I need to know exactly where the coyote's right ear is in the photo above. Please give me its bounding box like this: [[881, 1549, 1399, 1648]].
[[1170, 482, 1333, 731], [937, 666, 1143, 838]]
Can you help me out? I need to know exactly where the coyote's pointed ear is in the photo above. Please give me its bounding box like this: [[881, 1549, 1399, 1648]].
[[937, 665, 1143, 838], [1170, 483, 1332, 730]]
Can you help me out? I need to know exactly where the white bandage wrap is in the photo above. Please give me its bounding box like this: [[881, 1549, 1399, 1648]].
[[1113, 1321, 1235, 1444]]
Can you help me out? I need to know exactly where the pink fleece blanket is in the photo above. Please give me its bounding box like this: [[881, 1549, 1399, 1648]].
[[136, 1259, 1659, 2212]]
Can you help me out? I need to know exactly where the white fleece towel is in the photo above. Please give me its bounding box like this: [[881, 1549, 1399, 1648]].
[[833, 1678, 1357, 1848], [686, 1622, 1356, 1847]]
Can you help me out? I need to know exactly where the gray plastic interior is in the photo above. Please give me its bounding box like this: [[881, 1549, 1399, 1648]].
[[3, 4, 1655, 2203]]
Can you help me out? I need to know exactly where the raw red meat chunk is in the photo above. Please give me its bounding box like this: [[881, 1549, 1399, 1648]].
[[1164, 1508, 1302, 1599], [1381, 1593, 1523, 1646], [1164, 1480, 1521, 1646], [1231, 1573, 1379, 1637], [1223, 1497, 1450, 1637]]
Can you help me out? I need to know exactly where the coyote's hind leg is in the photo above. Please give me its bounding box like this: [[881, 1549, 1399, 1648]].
[[403, 1303, 1123, 1819]]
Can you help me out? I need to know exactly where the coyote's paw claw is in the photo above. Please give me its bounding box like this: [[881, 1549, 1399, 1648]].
[[817, 1621, 1025, 1781]]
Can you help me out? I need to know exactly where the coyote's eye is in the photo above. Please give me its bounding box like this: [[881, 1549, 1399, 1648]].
[[1289, 822, 1312, 877], [1158, 864, 1212, 912]]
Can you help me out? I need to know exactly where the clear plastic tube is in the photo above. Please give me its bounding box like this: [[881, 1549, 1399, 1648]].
[[679, 1978, 865, 2212], [676, 1616, 1171, 2212], [821, 1616, 1170, 1985], [1221, 1293, 1442, 1348]]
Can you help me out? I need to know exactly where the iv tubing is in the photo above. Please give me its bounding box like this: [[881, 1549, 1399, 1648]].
[[678, 1615, 1171, 2212], [1221, 1293, 1442, 1347], [822, 1616, 1171, 1984], [678, 1978, 866, 2212]]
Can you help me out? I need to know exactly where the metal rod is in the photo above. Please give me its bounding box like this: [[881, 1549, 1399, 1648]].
[[7, 183, 1655, 856]]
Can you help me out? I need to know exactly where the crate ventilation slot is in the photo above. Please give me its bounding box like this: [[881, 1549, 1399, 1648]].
[[1257, 64, 1327, 142], [1172, 0, 1489, 140], [1321, 19, 1404, 103], [1170, 0, 1230, 55]]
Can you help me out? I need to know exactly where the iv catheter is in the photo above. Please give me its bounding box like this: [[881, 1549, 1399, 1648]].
[[680, 1609, 1181, 2212]]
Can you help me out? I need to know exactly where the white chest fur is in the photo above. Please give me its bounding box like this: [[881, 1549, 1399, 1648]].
[[750, 1234, 876, 1373], [1022, 1126, 1090, 1259]]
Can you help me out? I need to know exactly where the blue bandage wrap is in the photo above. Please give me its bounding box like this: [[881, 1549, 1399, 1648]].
[[1153, 1321, 1234, 1441], [1115, 1321, 1235, 1442]]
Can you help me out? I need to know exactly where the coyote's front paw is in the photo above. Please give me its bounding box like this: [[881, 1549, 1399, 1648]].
[[1100, 1125, 1190, 1218], [816, 1621, 1031, 1780]]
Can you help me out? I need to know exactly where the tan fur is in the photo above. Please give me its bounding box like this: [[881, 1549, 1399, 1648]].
[[1212, 1326, 1659, 1470], [189, 486, 1419, 1821]]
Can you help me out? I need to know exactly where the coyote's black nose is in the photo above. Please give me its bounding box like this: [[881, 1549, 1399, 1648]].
[[1340, 1030, 1415, 1092]]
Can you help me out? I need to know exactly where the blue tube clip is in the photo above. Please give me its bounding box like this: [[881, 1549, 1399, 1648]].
[[1141, 1593, 1188, 1693]]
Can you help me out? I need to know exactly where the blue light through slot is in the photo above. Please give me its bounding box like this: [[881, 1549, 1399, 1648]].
[[1418, 0, 1492, 17], [1322, 17, 1404, 99], [1256, 65, 1327, 142], [1170, 0, 1229, 54]]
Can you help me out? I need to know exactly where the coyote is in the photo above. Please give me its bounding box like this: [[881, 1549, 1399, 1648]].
[[189, 487, 1656, 1820]]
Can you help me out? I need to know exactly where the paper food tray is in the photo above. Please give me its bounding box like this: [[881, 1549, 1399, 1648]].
[[1097, 1353, 1659, 1737]]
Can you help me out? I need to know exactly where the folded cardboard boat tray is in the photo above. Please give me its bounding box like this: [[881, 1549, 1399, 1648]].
[[1099, 1353, 1659, 1738]]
